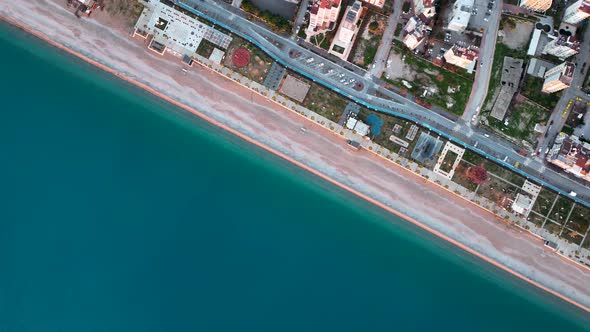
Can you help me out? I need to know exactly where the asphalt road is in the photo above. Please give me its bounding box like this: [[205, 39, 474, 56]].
[[177, 0, 590, 202], [462, 0, 502, 124], [368, 0, 401, 78]]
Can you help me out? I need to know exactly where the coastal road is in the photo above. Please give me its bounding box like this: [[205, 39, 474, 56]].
[[177, 0, 590, 201], [462, 0, 502, 124]]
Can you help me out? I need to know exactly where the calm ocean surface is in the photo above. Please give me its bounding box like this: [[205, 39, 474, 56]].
[[0, 21, 589, 331]]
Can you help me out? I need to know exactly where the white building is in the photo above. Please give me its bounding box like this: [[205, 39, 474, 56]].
[[519, 0, 552, 12], [346, 117, 370, 136], [563, 0, 590, 24], [362, 0, 385, 7], [134, 1, 232, 56], [444, 44, 478, 71], [402, 15, 431, 50], [329, 1, 363, 59], [307, 0, 342, 36], [447, 0, 473, 32], [512, 194, 534, 216], [542, 35, 580, 59], [414, 0, 436, 18]]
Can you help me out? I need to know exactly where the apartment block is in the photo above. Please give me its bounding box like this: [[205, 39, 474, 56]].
[[307, 0, 342, 36], [519, 0, 552, 12], [443, 44, 478, 71], [547, 133, 590, 182], [563, 0, 590, 24], [542, 61, 575, 93], [543, 35, 580, 59], [329, 1, 363, 59]]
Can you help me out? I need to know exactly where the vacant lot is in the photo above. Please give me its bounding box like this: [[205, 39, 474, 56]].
[[302, 83, 349, 123], [521, 76, 561, 110], [384, 47, 472, 116], [487, 99, 549, 147]]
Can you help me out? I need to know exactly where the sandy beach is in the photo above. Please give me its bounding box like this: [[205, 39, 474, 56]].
[[2, 0, 590, 312]]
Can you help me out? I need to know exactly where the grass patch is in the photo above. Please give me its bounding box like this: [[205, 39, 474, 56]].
[[548, 195, 575, 225], [394, 23, 403, 37], [196, 38, 217, 58], [532, 187, 558, 216], [565, 204, 590, 234], [521, 76, 561, 110], [440, 151, 458, 173], [476, 175, 520, 208], [301, 83, 349, 122]]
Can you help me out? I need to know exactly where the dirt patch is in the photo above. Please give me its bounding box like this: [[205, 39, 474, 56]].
[[501, 20, 534, 50]]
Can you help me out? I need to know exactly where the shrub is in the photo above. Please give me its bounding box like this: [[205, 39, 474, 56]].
[[467, 164, 488, 184]]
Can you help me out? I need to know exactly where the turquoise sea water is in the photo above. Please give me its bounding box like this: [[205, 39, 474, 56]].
[[0, 21, 589, 331]]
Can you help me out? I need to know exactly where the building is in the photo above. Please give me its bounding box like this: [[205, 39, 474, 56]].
[[329, 1, 363, 60], [346, 117, 370, 136], [447, 0, 473, 32], [512, 194, 534, 216], [414, 0, 436, 18], [563, 0, 590, 24], [307, 0, 342, 36], [542, 35, 580, 59], [443, 44, 478, 71], [542, 61, 575, 93], [547, 133, 590, 182], [134, 1, 232, 56], [362, 0, 385, 7], [402, 15, 431, 51], [490, 57, 524, 120], [519, 0, 552, 12]]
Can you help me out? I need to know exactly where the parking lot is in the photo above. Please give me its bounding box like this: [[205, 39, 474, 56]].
[[289, 49, 364, 91], [469, 0, 497, 31]]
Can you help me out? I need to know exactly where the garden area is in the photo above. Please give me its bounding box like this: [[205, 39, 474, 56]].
[[358, 110, 424, 155], [547, 195, 575, 226], [439, 151, 458, 174], [223, 36, 273, 83], [476, 173, 519, 209], [564, 204, 590, 235], [532, 187, 558, 216], [196, 39, 217, 58]]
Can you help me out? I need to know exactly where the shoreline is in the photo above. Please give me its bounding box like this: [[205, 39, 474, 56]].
[[2, 10, 590, 315]]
